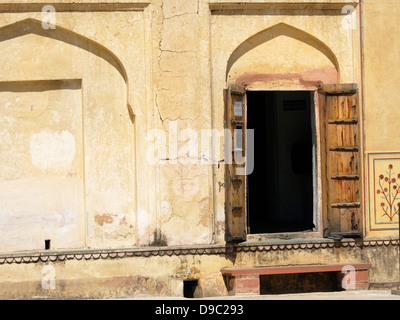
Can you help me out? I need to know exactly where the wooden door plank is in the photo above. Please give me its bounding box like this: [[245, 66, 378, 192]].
[[319, 84, 362, 237], [225, 85, 247, 242]]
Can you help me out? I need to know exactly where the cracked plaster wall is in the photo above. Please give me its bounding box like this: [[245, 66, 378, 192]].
[[145, 0, 362, 246], [0, 9, 144, 252], [0, 0, 387, 252], [0, 0, 399, 299], [150, 0, 214, 246], [210, 3, 361, 243]]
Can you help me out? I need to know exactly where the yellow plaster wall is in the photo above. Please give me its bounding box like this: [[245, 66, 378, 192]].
[[0, 242, 396, 298], [0, 8, 144, 251], [0, 0, 398, 299], [210, 2, 361, 242], [363, 0, 400, 153], [0, 0, 366, 251], [363, 0, 400, 237]]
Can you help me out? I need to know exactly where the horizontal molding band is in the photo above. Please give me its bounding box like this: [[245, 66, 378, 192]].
[[0, 239, 398, 265], [0, 3, 150, 12], [209, 1, 359, 11]]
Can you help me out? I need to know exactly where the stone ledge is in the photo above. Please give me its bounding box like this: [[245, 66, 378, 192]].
[[209, 0, 359, 11], [222, 263, 372, 295], [0, 2, 150, 12], [222, 263, 372, 277], [0, 238, 397, 265]]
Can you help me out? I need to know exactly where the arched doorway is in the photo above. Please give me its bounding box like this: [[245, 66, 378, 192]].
[[223, 23, 358, 241]]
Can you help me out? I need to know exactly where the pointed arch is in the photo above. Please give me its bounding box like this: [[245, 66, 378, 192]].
[[0, 18, 134, 118], [0, 18, 128, 84], [226, 23, 340, 81]]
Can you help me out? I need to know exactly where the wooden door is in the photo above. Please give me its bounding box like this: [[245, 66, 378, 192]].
[[225, 84, 247, 242], [319, 83, 362, 238]]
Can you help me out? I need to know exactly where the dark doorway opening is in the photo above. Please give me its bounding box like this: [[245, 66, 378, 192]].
[[247, 91, 315, 234], [260, 272, 341, 294], [183, 280, 199, 298], [45, 239, 51, 250]]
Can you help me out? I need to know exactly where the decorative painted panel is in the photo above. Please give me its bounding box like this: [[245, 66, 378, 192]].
[[366, 153, 400, 237]]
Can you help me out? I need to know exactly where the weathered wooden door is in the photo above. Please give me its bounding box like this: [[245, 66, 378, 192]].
[[319, 83, 362, 238], [225, 84, 247, 242]]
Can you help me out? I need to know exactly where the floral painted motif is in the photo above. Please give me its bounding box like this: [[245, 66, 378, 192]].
[[377, 164, 400, 221]]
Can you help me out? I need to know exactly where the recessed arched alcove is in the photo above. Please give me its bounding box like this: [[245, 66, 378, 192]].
[[0, 19, 136, 252], [226, 23, 339, 89], [224, 23, 341, 236], [0, 18, 128, 84]]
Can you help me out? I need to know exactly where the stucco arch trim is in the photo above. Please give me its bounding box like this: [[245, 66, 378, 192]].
[[0, 18, 134, 118], [226, 23, 340, 85]]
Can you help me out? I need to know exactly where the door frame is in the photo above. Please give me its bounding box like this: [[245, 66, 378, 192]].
[[225, 84, 325, 242]]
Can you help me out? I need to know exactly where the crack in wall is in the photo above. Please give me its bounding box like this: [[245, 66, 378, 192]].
[[155, 0, 202, 133], [151, 0, 211, 246]]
